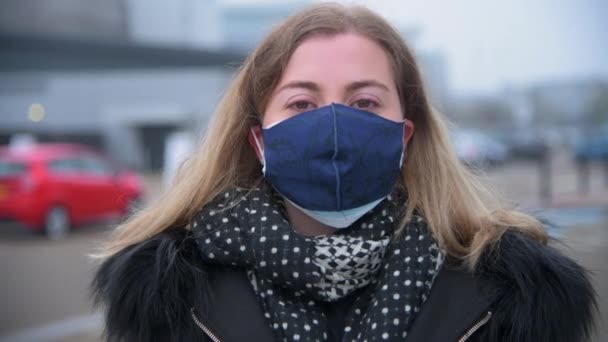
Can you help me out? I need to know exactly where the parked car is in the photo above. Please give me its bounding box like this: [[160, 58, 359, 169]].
[[451, 130, 510, 167], [497, 129, 549, 160], [0, 143, 143, 239], [574, 125, 608, 161]]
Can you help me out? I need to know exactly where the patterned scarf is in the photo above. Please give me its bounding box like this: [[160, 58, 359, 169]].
[[192, 183, 443, 341]]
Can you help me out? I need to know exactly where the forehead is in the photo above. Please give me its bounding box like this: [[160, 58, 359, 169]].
[[277, 32, 395, 87]]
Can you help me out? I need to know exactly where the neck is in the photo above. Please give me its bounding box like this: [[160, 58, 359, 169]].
[[284, 200, 338, 236]]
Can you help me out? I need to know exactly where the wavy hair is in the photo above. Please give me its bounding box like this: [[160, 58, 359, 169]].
[[96, 3, 546, 268]]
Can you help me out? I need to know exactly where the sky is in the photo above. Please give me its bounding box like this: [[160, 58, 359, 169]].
[[223, 0, 608, 96]]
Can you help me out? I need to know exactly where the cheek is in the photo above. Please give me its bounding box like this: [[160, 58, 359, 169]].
[[262, 108, 285, 128], [261, 113, 275, 128], [385, 111, 405, 122], [379, 97, 405, 122], [262, 98, 293, 128]]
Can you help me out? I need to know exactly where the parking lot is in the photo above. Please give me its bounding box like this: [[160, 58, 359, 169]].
[[1, 153, 607, 341]]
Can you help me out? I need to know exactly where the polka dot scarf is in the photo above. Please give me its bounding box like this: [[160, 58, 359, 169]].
[[192, 183, 443, 341]]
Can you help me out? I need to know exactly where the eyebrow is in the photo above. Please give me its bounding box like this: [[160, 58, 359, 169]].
[[276, 79, 390, 94], [276, 81, 321, 94], [346, 80, 390, 93]]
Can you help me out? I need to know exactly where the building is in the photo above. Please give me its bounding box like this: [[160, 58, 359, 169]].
[[1, 0, 454, 171], [0, 0, 242, 171], [526, 80, 608, 126], [221, 1, 312, 51]]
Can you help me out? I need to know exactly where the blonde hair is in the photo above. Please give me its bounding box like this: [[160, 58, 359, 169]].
[[97, 3, 546, 268]]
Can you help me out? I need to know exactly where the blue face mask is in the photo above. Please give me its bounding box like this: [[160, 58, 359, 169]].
[[251, 103, 406, 228]]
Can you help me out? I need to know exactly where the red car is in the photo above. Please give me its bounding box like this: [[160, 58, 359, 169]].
[[0, 143, 144, 239]]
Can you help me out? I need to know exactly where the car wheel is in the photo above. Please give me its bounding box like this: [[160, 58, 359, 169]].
[[45, 205, 70, 240]]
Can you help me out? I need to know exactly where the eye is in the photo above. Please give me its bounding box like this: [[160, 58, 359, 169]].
[[351, 98, 379, 110], [288, 100, 316, 112]]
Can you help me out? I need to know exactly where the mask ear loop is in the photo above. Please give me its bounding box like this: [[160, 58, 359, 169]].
[[399, 119, 408, 168], [250, 128, 266, 174]]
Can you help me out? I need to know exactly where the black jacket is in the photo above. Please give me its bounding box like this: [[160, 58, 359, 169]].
[[92, 229, 596, 341]]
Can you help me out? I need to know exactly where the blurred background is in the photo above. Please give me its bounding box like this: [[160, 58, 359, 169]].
[[0, 0, 606, 341]]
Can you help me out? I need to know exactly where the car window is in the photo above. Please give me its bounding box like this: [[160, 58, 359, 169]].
[[0, 160, 27, 177], [81, 155, 115, 176], [48, 154, 117, 176], [48, 158, 83, 173]]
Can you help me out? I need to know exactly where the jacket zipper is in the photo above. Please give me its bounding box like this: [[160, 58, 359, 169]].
[[457, 311, 492, 342], [191, 306, 491, 342], [190, 307, 222, 342]]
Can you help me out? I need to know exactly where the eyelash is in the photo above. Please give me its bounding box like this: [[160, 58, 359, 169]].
[[351, 97, 380, 110], [287, 97, 381, 112], [288, 100, 316, 111]]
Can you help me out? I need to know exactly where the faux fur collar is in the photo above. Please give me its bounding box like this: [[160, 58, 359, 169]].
[[92, 229, 597, 341], [473, 232, 597, 341]]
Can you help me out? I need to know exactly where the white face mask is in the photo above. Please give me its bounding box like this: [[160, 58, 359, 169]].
[[286, 197, 385, 228]]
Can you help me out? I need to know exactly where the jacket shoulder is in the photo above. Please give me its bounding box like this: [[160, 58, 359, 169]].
[[91, 229, 210, 342], [475, 230, 597, 342]]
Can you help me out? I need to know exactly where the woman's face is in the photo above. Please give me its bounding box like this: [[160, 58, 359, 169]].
[[263, 32, 405, 126]]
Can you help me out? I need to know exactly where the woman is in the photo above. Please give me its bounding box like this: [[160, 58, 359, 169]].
[[93, 4, 596, 341]]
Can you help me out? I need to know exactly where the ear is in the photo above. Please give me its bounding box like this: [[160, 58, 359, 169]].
[[403, 119, 415, 146], [247, 125, 264, 162]]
